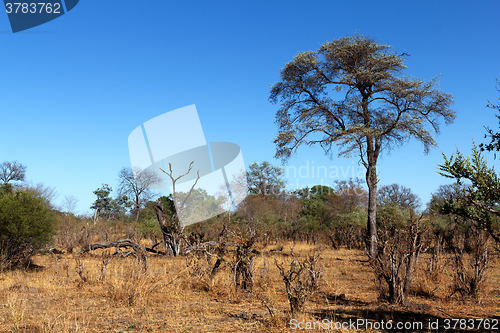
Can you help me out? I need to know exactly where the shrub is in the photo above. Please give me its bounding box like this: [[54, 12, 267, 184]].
[[275, 247, 323, 313], [0, 189, 57, 269], [369, 205, 426, 305]]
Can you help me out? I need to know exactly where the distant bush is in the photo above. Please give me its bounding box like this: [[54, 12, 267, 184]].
[[0, 188, 57, 269]]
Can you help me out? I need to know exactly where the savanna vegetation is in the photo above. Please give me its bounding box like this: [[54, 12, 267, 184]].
[[1, 36, 499, 332]]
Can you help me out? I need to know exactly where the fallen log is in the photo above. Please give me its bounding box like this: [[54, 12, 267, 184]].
[[78, 239, 144, 255], [145, 242, 166, 255]]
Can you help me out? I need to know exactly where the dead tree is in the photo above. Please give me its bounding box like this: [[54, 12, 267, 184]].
[[156, 198, 183, 256], [78, 239, 148, 273], [157, 162, 200, 256]]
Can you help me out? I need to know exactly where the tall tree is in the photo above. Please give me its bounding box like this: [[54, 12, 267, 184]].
[[270, 34, 455, 254], [118, 167, 162, 222]]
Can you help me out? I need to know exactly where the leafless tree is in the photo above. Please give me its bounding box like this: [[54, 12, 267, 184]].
[[156, 162, 200, 256], [18, 182, 58, 209], [0, 161, 26, 184], [378, 183, 422, 210], [118, 166, 162, 222], [62, 195, 79, 215]]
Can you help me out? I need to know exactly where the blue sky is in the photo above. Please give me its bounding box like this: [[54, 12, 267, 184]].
[[1, 0, 499, 215]]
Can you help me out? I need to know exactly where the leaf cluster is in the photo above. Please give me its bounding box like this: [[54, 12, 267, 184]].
[[438, 143, 500, 243]]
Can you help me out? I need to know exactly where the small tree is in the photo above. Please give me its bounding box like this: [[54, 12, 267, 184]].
[[0, 189, 57, 269], [157, 162, 201, 256], [427, 184, 467, 274], [90, 184, 131, 223], [275, 247, 322, 313], [449, 222, 490, 299], [270, 34, 455, 255]]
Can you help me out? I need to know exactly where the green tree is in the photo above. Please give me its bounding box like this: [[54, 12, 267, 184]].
[[270, 34, 455, 254], [0, 189, 57, 269], [247, 161, 286, 197], [438, 142, 500, 243], [295, 185, 335, 232], [90, 184, 131, 223]]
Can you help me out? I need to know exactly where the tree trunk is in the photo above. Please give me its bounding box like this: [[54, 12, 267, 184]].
[[155, 198, 184, 256], [134, 195, 141, 222], [366, 162, 378, 256]]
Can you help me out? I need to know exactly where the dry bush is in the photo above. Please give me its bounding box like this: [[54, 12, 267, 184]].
[[274, 246, 323, 314], [369, 208, 426, 305], [184, 250, 224, 292], [449, 225, 490, 299]]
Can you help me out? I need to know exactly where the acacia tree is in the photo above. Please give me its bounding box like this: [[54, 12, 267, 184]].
[[118, 167, 162, 222], [270, 34, 455, 254]]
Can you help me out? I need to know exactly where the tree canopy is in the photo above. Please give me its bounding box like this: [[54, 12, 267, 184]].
[[270, 34, 455, 254], [247, 161, 286, 197]]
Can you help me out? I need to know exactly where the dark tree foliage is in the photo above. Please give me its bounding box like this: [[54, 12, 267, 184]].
[[294, 185, 336, 232], [270, 34, 455, 254], [0, 189, 57, 269], [90, 184, 131, 222]]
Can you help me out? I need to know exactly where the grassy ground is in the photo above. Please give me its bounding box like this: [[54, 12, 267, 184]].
[[0, 243, 499, 332]]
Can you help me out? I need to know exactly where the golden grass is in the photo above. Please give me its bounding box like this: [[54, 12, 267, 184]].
[[0, 244, 498, 332]]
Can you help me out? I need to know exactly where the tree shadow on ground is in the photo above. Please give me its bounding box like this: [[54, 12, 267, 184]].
[[312, 293, 500, 332]]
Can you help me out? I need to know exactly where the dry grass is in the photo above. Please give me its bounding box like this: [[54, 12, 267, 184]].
[[0, 244, 498, 332]]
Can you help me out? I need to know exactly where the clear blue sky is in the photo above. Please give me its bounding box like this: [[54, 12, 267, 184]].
[[1, 1, 499, 215]]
